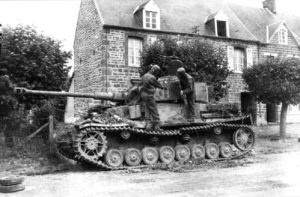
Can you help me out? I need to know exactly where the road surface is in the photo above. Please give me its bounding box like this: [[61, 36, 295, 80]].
[[3, 150, 300, 197]]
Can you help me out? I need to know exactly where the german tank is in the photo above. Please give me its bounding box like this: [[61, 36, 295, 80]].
[[1, 63, 255, 170]]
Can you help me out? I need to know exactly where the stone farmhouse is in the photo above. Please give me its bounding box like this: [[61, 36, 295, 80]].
[[65, 0, 300, 124]]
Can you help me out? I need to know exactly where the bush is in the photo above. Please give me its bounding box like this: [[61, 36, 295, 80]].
[[140, 36, 230, 101]]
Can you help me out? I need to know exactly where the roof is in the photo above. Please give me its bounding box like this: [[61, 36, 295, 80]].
[[133, 0, 151, 13], [279, 14, 300, 45], [228, 4, 300, 44], [268, 21, 283, 40], [94, 0, 300, 43]]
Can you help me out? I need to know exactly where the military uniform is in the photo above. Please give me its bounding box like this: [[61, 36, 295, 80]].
[[177, 68, 195, 122], [141, 66, 163, 130]]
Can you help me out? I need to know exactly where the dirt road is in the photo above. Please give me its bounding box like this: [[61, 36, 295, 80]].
[[2, 149, 300, 197], [1, 124, 300, 197]]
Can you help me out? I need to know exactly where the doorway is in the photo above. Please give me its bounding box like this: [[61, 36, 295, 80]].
[[241, 92, 257, 124], [266, 103, 278, 123]]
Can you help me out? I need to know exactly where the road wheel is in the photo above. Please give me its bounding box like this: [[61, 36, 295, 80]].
[[190, 144, 205, 159], [175, 145, 190, 162], [233, 127, 255, 151], [159, 146, 175, 164], [219, 143, 233, 158], [142, 147, 159, 165], [205, 143, 219, 159], [0, 184, 25, 193], [105, 149, 124, 167], [0, 176, 24, 186], [125, 148, 142, 166]]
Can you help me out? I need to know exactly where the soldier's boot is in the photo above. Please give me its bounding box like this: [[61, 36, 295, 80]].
[[145, 121, 152, 131], [153, 122, 163, 132]]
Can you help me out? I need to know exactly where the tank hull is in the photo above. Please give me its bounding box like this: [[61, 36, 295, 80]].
[[57, 114, 255, 170]]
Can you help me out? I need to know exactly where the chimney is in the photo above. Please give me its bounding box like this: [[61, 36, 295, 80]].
[[263, 0, 276, 14]]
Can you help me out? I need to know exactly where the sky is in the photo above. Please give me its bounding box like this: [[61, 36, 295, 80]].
[[0, 0, 300, 67]]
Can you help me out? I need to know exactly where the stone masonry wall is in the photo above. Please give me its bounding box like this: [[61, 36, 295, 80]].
[[260, 31, 300, 60], [101, 29, 141, 92], [73, 0, 104, 118]]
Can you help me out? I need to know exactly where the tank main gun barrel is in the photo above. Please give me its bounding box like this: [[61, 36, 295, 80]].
[[14, 87, 126, 102]]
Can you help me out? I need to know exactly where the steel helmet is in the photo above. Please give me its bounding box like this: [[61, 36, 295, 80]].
[[176, 67, 186, 73]]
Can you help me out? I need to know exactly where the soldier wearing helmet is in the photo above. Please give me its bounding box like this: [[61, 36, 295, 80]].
[[177, 67, 195, 122], [141, 64, 164, 131]]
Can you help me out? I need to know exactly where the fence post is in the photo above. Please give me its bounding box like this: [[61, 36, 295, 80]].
[[49, 115, 55, 155]]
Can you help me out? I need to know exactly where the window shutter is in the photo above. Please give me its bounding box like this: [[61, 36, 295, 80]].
[[246, 48, 253, 68], [227, 46, 234, 70]]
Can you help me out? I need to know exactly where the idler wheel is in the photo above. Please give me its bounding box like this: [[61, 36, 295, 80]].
[[175, 145, 191, 161], [105, 149, 124, 167], [233, 127, 255, 151], [159, 146, 175, 164], [205, 143, 219, 159], [190, 144, 205, 159], [142, 147, 159, 165], [125, 148, 142, 166], [219, 143, 233, 158]]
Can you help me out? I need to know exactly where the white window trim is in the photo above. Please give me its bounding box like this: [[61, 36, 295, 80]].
[[128, 38, 143, 67], [278, 28, 288, 45], [213, 11, 229, 37], [233, 48, 245, 73], [148, 35, 157, 45], [228, 46, 250, 73], [287, 54, 300, 59], [263, 52, 278, 57], [215, 20, 229, 37], [143, 10, 160, 30]]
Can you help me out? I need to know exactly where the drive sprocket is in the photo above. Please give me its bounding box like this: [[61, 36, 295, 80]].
[[74, 128, 108, 162]]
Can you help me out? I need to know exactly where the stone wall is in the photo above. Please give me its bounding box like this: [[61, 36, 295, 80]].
[[260, 30, 300, 60], [73, 0, 105, 118]]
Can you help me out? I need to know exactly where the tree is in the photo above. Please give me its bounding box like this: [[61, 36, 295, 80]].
[[243, 56, 300, 139], [140, 37, 230, 101], [0, 25, 71, 106], [0, 25, 72, 145]]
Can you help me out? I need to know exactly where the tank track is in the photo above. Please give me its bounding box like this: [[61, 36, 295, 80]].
[[57, 121, 254, 171]]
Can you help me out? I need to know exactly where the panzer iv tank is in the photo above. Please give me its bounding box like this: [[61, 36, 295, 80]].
[[2, 62, 255, 170]]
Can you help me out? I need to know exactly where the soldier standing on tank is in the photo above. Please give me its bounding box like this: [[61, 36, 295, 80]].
[[141, 64, 164, 131], [177, 67, 195, 122]]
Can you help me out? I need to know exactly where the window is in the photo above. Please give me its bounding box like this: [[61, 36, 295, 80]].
[[128, 38, 143, 67], [233, 48, 245, 72], [263, 53, 278, 61], [217, 21, 227, 37], [228, 46, 252, 72], [205, 11, 229, 37], [133, 0, 160, 30], [145, 11, 157, 29], [148, 36, 157, 45], [278, 29, 288, 44]]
